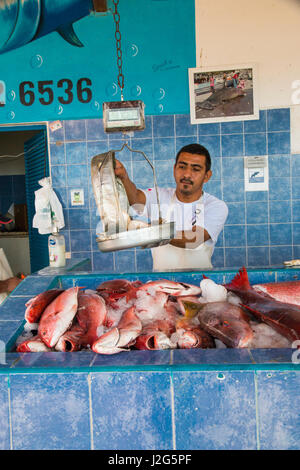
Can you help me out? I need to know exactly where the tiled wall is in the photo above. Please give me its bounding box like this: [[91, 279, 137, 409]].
[[49, 107, 299, 272], [0, 175, 26, 215]]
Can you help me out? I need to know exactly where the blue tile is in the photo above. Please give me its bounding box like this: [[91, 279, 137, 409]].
[[223, 179, 245, 202], [244, 110, 266, 133], [267, 108, 290, 132], [204, 180, 222, 199], [248, 201, 269, 226], [68, 209, 90, 230], [86, 118, 107, 140], [225, 247, 247, 267], [246, 224, 269, 246], [65, 142, 87, 165], [267, 132, 290, 155], [133, 116, 153, 139], [257, 371, 300, 449], [292, 178, 300, 199], [269, 200, 291, 223], [10, 373, 90, 450], [244, 133, 267, 156], [0, 376, 10, 449], [153, 114, 174, 137], [175, 137, 198, 156], [173, 348, 252, 365], [222, 157, 244, 179], [66, 164, 88, 188], [50, 142, 65, 165], [92, 350, 170, 367], [270, 223, 292, 245], [246, 191, 269, 202], [131, 138, 154, 161], [173, 371, 257, 450], [198, 122, 220, 136], [0, 296, 31, 321], [175, 114, 197, 137], [92, 252, 115, 272], [133, 161, 155, 186], [156, 160, 175, 185], [153, 137, 175, 161], [209, 158, 221, 180], [11, 276, 54, 296], [91, 372, 173, 450], [50, 165, 67, 188], [49, 122, 64, 142], [269, 177, 291, 200], [221, 121, 243, 134], [87, 141, 109, 162], [293, 201, 300, 222], [270, 245, 292, 264], [64, 119, 86, 141], [226, 202, 245, 224], [136, 249, 153, 272], [211, 247, 225, 267], [198, 135, 221, 158], [293, 246, 300, 258], [268, 155, 290, 178], [115, 250, 136, 273], [70, 229, 91, 252], [221, 134, 244, 157], [291, 155, 300, 176], [247, 247, 269, 266], [293, 223, 300, 244], [224, 225, 246, 247]]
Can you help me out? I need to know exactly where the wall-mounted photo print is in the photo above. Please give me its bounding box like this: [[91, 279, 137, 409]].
[[189, 64, 258, 124]]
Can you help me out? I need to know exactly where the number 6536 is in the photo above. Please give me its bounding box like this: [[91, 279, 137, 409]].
[[19, 78, 92, 106]]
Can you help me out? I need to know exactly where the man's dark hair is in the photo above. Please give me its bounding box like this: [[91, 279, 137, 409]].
[[175, 143, 211, 172]]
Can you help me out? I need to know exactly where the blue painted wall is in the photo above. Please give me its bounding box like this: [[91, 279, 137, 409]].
[[49, 106, 299, 271]]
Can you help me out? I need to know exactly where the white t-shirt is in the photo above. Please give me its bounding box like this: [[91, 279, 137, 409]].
[[141, 187, 228, 252]]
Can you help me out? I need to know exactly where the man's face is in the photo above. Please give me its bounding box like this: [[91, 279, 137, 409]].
[[174, 152, 212, 197]]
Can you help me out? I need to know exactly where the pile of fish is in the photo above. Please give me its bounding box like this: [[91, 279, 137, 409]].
[[15, 267, 300, 353]]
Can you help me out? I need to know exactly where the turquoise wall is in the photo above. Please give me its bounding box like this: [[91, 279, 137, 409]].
[[0, 0, 195, 124]]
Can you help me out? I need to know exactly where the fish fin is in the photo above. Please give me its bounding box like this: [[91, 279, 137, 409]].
[[202, 274, 209, 279], [225, 266, 251, 290], [57, 24, 84, 48]]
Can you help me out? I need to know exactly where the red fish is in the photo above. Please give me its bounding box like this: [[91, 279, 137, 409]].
[[138, 280, 201, 297], [225, 267, 300, 342], [135, 319, 176, 350], [25, 289, 64, 323], [76, 292, 107, 346], [197, 301, 253, 348], [96, 279, 142, 305], [55, 326, 85, 352], [16, 335, 51, 352], [92, 306, 142, 354], [253, 280, 300, 307], [38, 287, 79, 348], [175, 318, 215, 349]]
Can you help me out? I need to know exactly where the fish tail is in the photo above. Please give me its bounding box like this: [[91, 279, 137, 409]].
[[225, 266, 251, 290]]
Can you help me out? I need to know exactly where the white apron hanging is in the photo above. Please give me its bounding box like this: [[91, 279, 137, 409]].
[[151, 192, 213, 271]]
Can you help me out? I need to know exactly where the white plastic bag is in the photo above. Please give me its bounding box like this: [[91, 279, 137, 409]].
[[32, 177, 65, 234], [0, 248, 13, 305]]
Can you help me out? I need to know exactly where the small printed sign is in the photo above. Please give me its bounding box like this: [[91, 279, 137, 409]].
[[244, 156, 268, 191], [70, 189, 84, 206]]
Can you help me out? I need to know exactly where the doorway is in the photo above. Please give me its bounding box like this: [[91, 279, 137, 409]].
[[0, 124, 50, 275]]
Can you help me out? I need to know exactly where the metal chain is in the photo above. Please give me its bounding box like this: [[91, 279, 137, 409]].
[[112, 0, 124, 100]]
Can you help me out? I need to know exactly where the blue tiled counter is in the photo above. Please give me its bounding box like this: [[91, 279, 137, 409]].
[[0, 267, 300, 450]]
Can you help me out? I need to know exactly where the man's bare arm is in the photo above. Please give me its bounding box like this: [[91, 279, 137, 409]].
[[170, 225, 211, 249], [114, 159, 146, 207]]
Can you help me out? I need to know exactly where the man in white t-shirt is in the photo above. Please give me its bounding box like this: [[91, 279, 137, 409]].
[[114, 143, 228, 271]]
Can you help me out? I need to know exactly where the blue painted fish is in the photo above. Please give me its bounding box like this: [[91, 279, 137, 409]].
[[0, 0, 106, 55]]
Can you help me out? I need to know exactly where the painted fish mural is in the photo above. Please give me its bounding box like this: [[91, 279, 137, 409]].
[[0, 0, 107, 55]]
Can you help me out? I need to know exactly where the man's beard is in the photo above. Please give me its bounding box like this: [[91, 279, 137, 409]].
[[179, 179, 193, 195]]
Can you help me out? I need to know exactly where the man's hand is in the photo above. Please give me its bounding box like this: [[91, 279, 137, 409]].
[[170, 226, 210, 249], [114, 159, 129, 182]]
